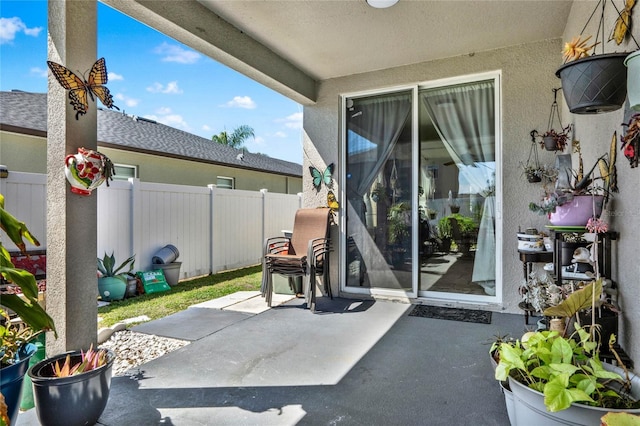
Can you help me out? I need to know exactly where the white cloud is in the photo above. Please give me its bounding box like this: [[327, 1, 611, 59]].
[[156, 106, 172, 115], [30, 67, 48, 78], [202, 124, 211, 132], [154, 42, 200, 64], [274, 131, 287, 138], [254, 136, 265, 145], [0, 17, 43, 44], [277, 112, 303, 129], [222, 96, 256, 109], [146, 81, 183, 94], [114, 93, 139, 108], [108, 72, 124, 81], [145, 113, 191, 132]]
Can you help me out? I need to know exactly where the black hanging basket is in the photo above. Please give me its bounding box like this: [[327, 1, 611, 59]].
[[555, 52, 628, 114]]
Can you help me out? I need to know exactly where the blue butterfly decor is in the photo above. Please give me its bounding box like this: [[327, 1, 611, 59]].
[[309, 163, 334, 191]]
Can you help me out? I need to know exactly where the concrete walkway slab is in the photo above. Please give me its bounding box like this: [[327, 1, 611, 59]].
[[131, 308, 253, 341], [190, 291, 261, 309], [19, 297, 527, 425], [224, 292, 295, 313]]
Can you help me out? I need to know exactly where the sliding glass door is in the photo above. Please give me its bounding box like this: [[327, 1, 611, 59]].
[[343, 73, 501, 302], [345, 90, 414, 293], [418, 79, 498, 300]]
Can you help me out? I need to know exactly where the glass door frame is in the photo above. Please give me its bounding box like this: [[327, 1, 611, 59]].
[[339, 71, 503, 303], [418, 71, 503, 304], [340, 84, 419, 299]]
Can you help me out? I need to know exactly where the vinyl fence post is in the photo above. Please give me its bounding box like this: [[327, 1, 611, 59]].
[[208, 184, 216, 275], [260, 189, 268, 255]]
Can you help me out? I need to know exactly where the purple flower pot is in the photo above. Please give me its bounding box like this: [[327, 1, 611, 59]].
[[549, 195, 603, 226]]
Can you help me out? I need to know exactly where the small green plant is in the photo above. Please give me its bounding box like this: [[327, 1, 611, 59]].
[[97, 252, 135, 279], [1, 194, 56, 367], [52, 344, 109, 377]]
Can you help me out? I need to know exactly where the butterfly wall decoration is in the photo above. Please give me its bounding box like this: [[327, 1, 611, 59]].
[[327, 190, 339, 213], [309, 163, 334, 191], [47, 57, 119, 120]]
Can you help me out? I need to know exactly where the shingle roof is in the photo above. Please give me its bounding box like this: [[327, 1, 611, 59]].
[[0, 91, 302, 177]]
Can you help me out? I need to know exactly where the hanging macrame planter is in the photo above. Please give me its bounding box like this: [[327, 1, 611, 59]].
[[556, 0, 639, 114], [524, 131, 543, 182], [532, 88, 572, 152]]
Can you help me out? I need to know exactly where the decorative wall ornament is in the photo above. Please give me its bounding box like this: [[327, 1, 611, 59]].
[[64, 148, 114, 196], [309, 163, 334, 191], [47, 58, 119, 120], [621, 113, 640, 167]]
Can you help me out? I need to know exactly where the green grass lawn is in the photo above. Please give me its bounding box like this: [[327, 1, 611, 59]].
[[97, 265, 262, 328]]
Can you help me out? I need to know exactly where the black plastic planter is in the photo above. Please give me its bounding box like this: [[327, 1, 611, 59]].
[[28, 349, 115, 426], [556, 53, 628, 114]]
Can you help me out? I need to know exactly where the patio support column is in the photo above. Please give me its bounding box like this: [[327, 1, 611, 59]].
[[46, 0, 98, 355]]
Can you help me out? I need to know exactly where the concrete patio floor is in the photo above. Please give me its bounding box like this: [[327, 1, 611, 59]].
[[19, 294, 526, 425]]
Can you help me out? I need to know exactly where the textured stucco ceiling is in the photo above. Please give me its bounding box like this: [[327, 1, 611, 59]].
[[197, 0, 574, 80], [104, 0, 574, 103]]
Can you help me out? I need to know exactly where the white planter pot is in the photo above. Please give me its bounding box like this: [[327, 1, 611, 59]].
[[625, 50, 640, 111], [507, 363, 640, 425]]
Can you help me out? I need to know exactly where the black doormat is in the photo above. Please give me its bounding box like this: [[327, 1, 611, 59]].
[[409, 305, 492, 324]]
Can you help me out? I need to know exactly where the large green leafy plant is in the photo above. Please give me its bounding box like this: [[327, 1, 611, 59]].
[[0, 194, 56, 366], [494, 325, 634, 412], [97, 252, 135, 279], [494, 281, 639, 412]]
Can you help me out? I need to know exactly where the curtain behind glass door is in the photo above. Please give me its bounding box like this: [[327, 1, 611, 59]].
[[345, 91, 412, 291], [418, 80, 496, 297]]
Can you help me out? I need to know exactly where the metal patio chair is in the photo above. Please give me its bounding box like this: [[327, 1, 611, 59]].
[[261, 208, 332, 312]]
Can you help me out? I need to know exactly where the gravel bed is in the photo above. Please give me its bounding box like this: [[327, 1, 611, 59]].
[[100, 329, 190, 376]]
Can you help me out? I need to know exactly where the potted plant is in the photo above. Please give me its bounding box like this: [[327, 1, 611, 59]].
[[529, 144, 617, 226], [426, 207, 437, 220], [447, 190, 460, 213], [437, 215, 453, 252], [28, 344, 115, 426], [494, 280, 640, 424], [537, 125, 572, 152], [555, 0, 639, 114], [97, 251, 136, 301], [387, 202, 410, 267], [0, 194, 56, 425]]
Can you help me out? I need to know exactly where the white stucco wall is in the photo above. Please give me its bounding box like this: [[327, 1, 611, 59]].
[[304, 38, 569, 312], [561, 1, 640, 368]]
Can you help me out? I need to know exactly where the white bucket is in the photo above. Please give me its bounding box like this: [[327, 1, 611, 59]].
[[152, 244, 179, 264]]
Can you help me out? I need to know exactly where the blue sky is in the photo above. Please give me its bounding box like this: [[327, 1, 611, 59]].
[[0, 1, 304, 164]]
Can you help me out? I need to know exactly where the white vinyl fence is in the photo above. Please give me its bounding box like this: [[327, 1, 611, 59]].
[[1, 172, 301, 279]]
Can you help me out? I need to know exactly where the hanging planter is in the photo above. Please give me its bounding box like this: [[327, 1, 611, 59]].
[[625, 50, 640, 111], [521, 131, 544, 182], [556, 52, 629, 114], [531, 88, 571, 152], [556, 0, 639, 114]]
